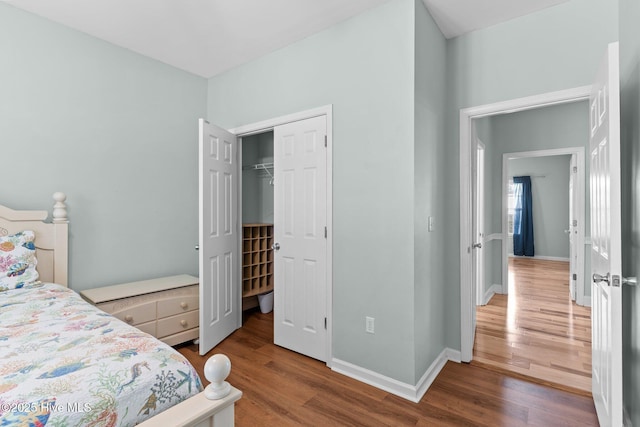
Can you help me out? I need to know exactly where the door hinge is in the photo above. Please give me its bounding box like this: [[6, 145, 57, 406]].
[[324, 135, 327, 147], [324, 226, 327, 238], [573, 166, 578, 173], [573, 273, 577, 281], [572, 219, 578, 227], [324, 317, 327, 329]]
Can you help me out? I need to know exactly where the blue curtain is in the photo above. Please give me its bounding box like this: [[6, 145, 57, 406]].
[[513, 176, 534, 256]]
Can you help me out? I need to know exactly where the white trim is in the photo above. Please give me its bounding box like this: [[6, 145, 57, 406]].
[[482, 284, 502, 305], [446, 348, 462, 363], [230, 105, 331, 136], [485, 233, 503, 241], [624, 405, 633, 427], [230, 105, 334, 367], [459, 86, 591, 362], [331, 348, 455, 403]]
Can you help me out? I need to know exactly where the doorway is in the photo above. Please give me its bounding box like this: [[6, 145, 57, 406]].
[[458, 86, 591, 363], [501, 149, 585, 303], [232, 105, 334, 364], [467, 109, 590, 391]]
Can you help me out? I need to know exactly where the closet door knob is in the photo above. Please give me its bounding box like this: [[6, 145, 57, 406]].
[[272, 242, 280, 251]]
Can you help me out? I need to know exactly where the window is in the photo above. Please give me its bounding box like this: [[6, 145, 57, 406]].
[[507, 180, 521, 235]]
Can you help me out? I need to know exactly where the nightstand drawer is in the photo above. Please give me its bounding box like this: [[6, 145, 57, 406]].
[[157, 310, 199, 339], [136, 320, 156, 336], [99, 300, 157, 326], [157, 292, 198, 318]]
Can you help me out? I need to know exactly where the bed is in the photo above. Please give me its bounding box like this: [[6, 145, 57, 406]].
[[0, 193, 241, 427]]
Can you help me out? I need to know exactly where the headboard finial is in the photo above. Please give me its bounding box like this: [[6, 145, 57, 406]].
[[52, 192, 68, 224]]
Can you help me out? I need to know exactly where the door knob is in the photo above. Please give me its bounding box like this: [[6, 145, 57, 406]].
[[472, 243, 482, 249], [272, 242, 280, 251], [195, 245, 199, 251], [593, 273, 610, 284]]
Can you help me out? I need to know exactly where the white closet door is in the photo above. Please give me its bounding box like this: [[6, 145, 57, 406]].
[[273, 115, 328, 362], [198, 119, 240, 355], [589, 42, 622, 427]]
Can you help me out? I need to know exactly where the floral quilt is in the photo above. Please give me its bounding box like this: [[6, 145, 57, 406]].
[[0, 283, 203, 427]]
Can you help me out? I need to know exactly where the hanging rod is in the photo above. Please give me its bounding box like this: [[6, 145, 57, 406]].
[[243, 162, 274, 185], [242, 162, 273, 170]]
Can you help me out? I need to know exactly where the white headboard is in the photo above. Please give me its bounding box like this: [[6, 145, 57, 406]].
[[0, 193, 69, 287]]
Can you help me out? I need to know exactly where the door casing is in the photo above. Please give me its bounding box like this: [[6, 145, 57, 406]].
[[459, 86, 592, 362], [231, 105, 334, 366]]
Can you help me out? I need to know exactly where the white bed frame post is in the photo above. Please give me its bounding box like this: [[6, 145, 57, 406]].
[[51, 192, 69, 286]]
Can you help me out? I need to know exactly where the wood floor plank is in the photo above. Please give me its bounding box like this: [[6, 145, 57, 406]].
[[474, 258, 592, 394], [177, 302, 597, 426]]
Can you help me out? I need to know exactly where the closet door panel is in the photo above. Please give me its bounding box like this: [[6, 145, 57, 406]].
[[273, 115, 327, 362]]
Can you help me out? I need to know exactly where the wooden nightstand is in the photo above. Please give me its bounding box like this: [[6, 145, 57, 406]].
[[81, 274, 199, 346]]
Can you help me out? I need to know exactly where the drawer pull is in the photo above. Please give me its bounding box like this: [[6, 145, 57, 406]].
[[124, 315, 134, 323], [180, 302, 188, 309], [180, 320, 188, 328]]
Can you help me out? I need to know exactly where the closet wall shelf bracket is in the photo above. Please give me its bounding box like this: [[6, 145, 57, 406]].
[[243, 163, 274, 185]]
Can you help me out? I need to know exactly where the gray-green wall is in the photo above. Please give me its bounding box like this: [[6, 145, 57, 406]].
[[445, 0, 618, 349], [619, 0, 640, 423], [413, 0, 447, 383], [241, 132, 274, 224], [0, 3, 207, 291], [208, 0, 447, 385]]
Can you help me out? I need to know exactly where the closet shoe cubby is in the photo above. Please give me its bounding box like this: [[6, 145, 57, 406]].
[[242, 224, 274, 298]]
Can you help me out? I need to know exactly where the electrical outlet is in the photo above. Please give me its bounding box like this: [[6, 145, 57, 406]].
[[365, 316, 375, 334]]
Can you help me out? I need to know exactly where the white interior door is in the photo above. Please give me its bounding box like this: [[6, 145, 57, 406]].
[[473, 140, 485, 306], [569, 153, 577, 301], [198, 119, 240, 355], [589, 42, 622, 427], [273, 115, 328, 362]]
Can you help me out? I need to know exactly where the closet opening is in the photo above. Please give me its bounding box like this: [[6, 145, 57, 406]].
[[240, 131, 275, 315]]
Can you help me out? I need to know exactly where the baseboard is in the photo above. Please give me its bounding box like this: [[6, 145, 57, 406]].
[[331, 347, 454, 403], [624, 405, 633, 427], [482, 284, 502, 305], [445, 348, 461, 363], [508, 254, 570, 262]]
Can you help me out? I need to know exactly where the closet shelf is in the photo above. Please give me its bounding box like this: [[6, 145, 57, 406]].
[[242, 162, 273, 171], [242, 224, 274, 299], [243, 162, 274, 184]]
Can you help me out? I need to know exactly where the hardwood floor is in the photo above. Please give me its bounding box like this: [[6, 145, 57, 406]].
[[177, 306, 597, 426], [473, 257, 592, 395]]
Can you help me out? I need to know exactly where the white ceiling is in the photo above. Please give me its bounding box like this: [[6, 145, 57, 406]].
[[3, 0, 571, 78], [423, 0, 570, 39]]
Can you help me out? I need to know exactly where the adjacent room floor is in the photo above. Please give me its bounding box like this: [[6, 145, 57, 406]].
[[473, 257, 592, 394]]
